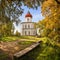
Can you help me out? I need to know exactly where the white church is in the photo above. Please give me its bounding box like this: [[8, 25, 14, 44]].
[[21, 11, 37, 36]]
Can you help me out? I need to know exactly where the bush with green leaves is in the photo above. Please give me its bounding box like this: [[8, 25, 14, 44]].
[[19, 38, 60, 60], [54, 35, 60, 43]]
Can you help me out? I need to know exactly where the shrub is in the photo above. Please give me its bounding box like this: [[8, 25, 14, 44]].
[[54, 35, 60, 43]]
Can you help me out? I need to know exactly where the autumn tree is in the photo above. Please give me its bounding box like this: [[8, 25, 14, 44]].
[[0, 0, 60, 38], [0, 16, 13, 37], [36, 0, 60, 39]]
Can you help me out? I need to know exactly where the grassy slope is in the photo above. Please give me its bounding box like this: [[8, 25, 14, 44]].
[[0, 36, 60, 60], [18, 37, 60, 60], [0, 36, 40, 42]]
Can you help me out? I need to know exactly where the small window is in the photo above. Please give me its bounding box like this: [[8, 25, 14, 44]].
[[27, 18, 29, 22]]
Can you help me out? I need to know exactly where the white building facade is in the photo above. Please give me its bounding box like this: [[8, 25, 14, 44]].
[[21, 12, 37, 36]]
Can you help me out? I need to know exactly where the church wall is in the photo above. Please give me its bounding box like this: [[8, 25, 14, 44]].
[[21, 23, 34, 29], [21, 29, 36, 36]]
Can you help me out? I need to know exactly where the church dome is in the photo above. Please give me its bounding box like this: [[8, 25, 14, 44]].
[[25, 11, 32, 18]]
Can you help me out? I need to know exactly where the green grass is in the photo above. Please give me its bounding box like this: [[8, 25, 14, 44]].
[[0, 54, 8, 60], [0, 36, 40, 42], [0, 36, 60, 60], [0, 50, 9, 60], [18, 37, 60, 60], [0, 36, 60, 47], [0, 36, 19, 42], [18, 41, 34, 45]]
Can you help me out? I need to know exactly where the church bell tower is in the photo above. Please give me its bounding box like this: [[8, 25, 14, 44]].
[[21, 11, 36, 36]]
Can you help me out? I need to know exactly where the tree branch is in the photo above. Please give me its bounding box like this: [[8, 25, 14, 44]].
[[55, 0, 60, 4]]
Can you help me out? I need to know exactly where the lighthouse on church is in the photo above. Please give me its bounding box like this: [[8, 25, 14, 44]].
[[21, 11, 37, 36]]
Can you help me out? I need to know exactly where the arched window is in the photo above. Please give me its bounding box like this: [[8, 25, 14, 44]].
[[25, 31, 27, 35], [28, 31, 30, 35], [27, 18, 29, 22], [25, 25, 27, 28], [28, 25, 30, 28]]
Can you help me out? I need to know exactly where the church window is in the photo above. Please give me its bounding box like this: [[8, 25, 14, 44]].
[[27, 18, 29, 22], [23, 25, 24, 28], [33, 31, 35, 35], [25, 31, 27, 35], [28, 31, 30, 35], [25, 25, 27, 28], [28, 25, 30, 28]]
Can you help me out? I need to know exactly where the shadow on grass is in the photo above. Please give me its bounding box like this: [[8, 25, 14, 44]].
[[14, 44, 41, 60], [0, 49, 12, 60]]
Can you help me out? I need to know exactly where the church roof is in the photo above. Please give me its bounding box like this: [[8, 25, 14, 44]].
[[25, 11, 32, 18]]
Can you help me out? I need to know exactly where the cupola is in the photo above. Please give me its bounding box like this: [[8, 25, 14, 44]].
[[25, 11, 32, 18]]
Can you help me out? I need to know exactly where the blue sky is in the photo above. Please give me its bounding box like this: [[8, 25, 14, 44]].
[[19, 6, 44, 22], [14, 6, 44, 33]]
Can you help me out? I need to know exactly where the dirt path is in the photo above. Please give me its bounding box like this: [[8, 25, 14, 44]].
[[0, 40, 34, 60]]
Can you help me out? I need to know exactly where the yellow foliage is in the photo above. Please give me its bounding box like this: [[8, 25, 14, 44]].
[[42, 0, 60, 17]]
